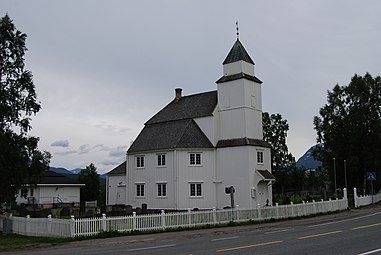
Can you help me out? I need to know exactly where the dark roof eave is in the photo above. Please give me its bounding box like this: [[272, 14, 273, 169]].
[[216, 138, 271, 148], [216, 73, 263, 84]]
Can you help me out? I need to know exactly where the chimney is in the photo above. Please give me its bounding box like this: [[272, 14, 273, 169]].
[[175, 88, 182, 102]]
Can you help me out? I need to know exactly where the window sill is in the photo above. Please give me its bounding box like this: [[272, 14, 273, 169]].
[[157, 196, 167, 199], [188, 165, 203, 167], [157, 166, 167, 168], [135, 197, 146, 199], [189, 196, 204, 199], [136, 167, 145, 170]]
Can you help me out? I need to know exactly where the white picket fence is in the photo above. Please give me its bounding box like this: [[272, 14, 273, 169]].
[[354, 188, 381, 208], [2, 193, 348, 237]]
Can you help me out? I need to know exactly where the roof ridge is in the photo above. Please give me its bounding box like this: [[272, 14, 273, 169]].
[[178, 90, 216, 98]]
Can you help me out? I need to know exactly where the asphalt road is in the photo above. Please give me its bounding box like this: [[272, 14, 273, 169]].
[[3, 204, 381, 255]]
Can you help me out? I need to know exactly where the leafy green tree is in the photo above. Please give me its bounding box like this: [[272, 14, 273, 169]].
[[0, 14, 50, 207], [263, 112, 295, 170], [77, 163, 100, 202], [314, 73, 381, 193], [262, 112, 295, 194]]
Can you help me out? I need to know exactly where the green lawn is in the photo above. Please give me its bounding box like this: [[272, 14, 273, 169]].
[[0, 234, 71, 252]]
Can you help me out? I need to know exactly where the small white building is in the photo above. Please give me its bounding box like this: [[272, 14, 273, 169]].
[[107, 37, 274, 210], [16, 171, 84, 208], [106, 161, 127, 205]]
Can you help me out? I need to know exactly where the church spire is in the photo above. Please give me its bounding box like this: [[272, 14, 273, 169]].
[[222, 34, 254, 65]]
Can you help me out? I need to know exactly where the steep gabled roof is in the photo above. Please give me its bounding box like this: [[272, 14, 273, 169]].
[[107, 161, 126, 176], [223, 39, 254, 65], [146, 91, 217, 125], [128, 119, 214, 153]]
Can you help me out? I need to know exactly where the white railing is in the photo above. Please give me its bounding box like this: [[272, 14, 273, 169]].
[[8, 215, 71, 237], [3, 192, 348, 237], [354, 188, 381, 208]]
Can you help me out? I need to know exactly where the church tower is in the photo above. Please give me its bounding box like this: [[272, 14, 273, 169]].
[[216, 38, 263, 140]]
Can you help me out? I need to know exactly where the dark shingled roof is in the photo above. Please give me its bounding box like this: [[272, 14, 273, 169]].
[[257, 170, 276, 180], [216, 138, 271, 148], [107, 161, 126, 176], [128, 119, 214, 153], [223, 39, 255, 65], [216, 72, 263, 84], [146, 91, 217, 125], [38, 171, 82, 185]]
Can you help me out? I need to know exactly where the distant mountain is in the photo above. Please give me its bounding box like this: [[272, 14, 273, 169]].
[[70, 168, 83, 174], [49, 166, 106, 179], [49, 167, 73, 175], [296, 144, 323, 170]]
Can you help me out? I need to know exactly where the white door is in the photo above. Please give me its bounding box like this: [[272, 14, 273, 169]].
[[116, 186, 126, 205]]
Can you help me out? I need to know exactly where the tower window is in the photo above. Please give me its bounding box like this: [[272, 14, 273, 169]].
[[257, 151, 264, 164]]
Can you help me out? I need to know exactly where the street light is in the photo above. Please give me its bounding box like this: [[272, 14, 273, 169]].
[[333, 157, 337, 199], [344, 159, 348, 189]]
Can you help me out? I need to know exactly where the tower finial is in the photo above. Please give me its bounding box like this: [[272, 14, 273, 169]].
[[236, 21, 239, 39]]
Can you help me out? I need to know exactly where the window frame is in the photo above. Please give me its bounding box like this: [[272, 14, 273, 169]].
[[135, 183, 145, 197], [157, 153, 166, 167], [257, 151, 264, 164], [157, 183, 167, 197], [189, 183, 203, 197], [189, 152, 202, 166], [136, 155, 145, 169]]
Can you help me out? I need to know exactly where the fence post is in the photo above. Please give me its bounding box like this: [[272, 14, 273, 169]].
[[47, 215, 52, 236], [212, 207, 217, 224], [187, 209, 192, 226], [354, 188, 358, 208], [290, 202, 295, 217], [236, 205, 240, 221], [26, 215, 30, 235], [132, 212, 137, 231], [161, 210, 166, 230], [102, 214, 106, 232], [70, 215, 75, 237], [302, 201, 306, 216], [257, 204, 261, 219], [312, 200, 317, 214], [275, 203, 279, 219]]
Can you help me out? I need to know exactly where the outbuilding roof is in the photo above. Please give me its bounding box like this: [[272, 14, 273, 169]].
[[36, 171, 83, 185], [107, 161, 126, 176]]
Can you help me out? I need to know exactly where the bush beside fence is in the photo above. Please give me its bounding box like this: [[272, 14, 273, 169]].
[[2, 190, 348, 238]]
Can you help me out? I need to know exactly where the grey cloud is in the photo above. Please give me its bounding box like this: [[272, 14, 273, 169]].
[[55, 150, 77, 155], [94, 123, 131, 134], [78, 144, 91, 155], [101, 158, 122, 166], [109, 146, 127, 158], [51, 140, 69, 147]]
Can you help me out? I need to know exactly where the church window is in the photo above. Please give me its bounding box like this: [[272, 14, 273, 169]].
[[136, 156, 145, 168], [136, 184, 145, 197], [257, 151, 264, 164], [190, 183, 202, 197], [157, 154, 166, 166], [157, 183, 167, 197], [189, 153, 201, 165]]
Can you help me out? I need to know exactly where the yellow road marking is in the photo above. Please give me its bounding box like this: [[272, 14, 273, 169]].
[[298, 230, 342, 240], [216, 240, 283, 253], [352, 222, 381, 230]]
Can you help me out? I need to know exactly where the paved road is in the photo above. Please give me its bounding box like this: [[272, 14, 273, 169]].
[[3, 204, 381, 255]]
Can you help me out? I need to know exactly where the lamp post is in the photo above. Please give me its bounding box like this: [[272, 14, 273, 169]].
[[333, 157, 337, 199], [344, 159, 348, 189]]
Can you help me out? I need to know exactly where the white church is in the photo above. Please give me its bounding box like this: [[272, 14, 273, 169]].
[[106, 36, 275, 210]]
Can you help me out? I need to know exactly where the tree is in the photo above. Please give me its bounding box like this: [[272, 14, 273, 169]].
[[314, 73, 381, 193], [262, 112, 295, 194], [77, 163, 100, 203], [0, 14, 50, 206]]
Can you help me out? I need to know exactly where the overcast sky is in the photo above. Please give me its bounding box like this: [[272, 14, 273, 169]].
[[2, 1, 381, 173]]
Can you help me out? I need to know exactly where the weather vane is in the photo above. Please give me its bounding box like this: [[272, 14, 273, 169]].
[[236, 21, 239, 39]]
